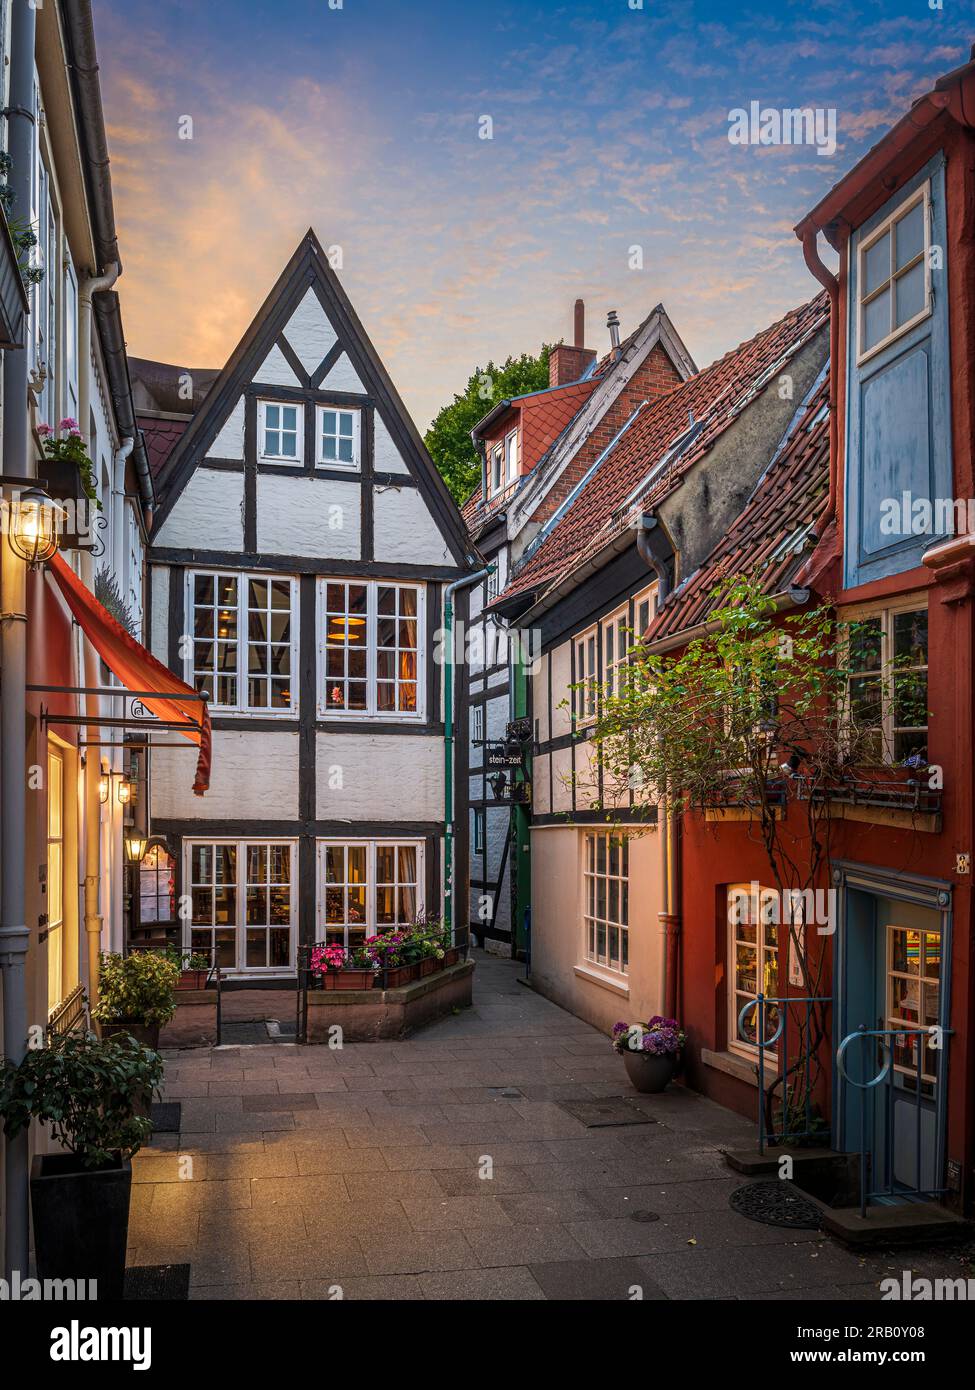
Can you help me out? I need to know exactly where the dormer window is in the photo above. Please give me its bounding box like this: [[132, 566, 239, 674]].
[[490, 443, 503, 495], [504, 429, 519, 485], [857, 185, 930, 364], [488, 428, 520, 496]]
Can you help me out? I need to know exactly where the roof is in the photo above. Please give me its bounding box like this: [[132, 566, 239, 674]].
[[495, 292, 829, 609], [139, 415, 191, 481], [129, 357, 220, 415], [645, 370, 830, 645]]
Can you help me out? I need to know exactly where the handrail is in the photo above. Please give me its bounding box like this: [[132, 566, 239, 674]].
[[737, 993, 832, 1154], [837, 1023, 953, 1216]]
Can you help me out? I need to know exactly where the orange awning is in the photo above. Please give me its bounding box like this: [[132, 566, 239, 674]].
[[48, 552, 211, 795]]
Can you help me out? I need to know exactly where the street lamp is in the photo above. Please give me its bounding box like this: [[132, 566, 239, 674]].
[[124, 832, 148, 865], [4, 486, 61, 566]]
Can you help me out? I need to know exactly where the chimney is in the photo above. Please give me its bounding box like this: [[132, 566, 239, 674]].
[[607, 309, 621, 357], [549, 299, 597, 388]]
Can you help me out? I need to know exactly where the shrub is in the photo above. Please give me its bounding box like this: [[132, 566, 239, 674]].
[[92, 951, 180, 1027], [0, 1032, 163, 1167]]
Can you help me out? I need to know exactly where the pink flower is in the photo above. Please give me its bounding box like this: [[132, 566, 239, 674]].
[[37, 423, 53, 437], [58, 417, 78, 432]]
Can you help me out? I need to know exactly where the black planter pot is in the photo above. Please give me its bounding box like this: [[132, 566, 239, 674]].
[[30, 1153, 132, 1300], [99, 1021, 161, 1051]]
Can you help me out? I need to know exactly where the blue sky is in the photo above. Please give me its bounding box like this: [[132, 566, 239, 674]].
[[97, 0, 971, 428]]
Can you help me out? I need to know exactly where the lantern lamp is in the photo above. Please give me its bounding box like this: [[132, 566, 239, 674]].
[[6, 487, 61, 565], [124, 832, 149, 864], [98, 773, 110, 804], [117, 778, 135, 806]]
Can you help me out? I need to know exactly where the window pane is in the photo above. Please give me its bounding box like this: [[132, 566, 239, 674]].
[[849, 618, 882, 672], [863, 287, 890, 350], [895, 260, 925, 327], [893, 610, 927, 664], [863, 232, 890, 296], [895, 201, 924, 270]]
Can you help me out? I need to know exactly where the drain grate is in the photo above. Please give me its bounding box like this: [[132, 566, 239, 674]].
[[559, 1098, 656, 1128], [150, 1102, 181, 1133], [729, 1180, 823, 1230], [629, 1209, 661, 1223]]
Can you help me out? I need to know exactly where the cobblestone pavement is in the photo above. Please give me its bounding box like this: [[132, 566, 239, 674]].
[[129, 953, 973, 1301]]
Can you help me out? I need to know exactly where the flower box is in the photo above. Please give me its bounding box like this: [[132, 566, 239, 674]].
[[418, 957, 442, 978], [177, 970, 207, 992], [317, 968, 375, 991], [384, 964, 419, 988], [443, 947, 462, 967]]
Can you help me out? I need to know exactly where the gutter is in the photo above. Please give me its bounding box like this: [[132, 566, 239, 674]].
[[645, 588, 808, 656], [60, 0, 119, 269], [799, 235, 839, 542]]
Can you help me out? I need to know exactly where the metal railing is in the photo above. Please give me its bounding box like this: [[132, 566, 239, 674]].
[[47, 982, 88, 1041], [836, 1024, 951, 1218], [737, 993, 832, 1154]]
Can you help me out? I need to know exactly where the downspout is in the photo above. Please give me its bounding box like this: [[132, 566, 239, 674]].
[[800, 230, 840, 540], [443, 564, 494, 949], [635, 512, 679, 1016], [0, 0, 37, 1283], [112, 435, 135, 581], [79, 262, 120, 1007]]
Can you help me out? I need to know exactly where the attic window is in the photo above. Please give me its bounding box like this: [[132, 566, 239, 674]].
[[857, 184, 931, 364], [317, 406, 360, 469], [488, 429, 519, 496], [259, 401, 302, 463]]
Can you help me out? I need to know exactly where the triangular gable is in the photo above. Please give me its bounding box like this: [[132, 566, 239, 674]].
[[151, 230, 470, 564]]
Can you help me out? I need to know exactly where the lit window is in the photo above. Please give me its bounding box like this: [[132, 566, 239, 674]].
[[317, 406, 360, 468], [259, 400, 302, 462], [320, 839, 423, 950], [858, 186, 930, 362], [320, 579, 424, 719], [47, 748, 64, 1014], [188, 571, 297, 714], [188, 840, 294, 972], [887, 922, 941, 1095], [583, 831, 629, 975], [139, 844, 176, 924], [728, 883, 779, 1054]]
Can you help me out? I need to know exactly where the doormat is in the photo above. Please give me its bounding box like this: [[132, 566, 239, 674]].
[[729, 1180, 823, 1230], [150, 1102, 181, 1133], [558, 1098, 656, 1128], [124, 1264, 191, 1301]]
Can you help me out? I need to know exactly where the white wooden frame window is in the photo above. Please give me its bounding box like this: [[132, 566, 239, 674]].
[[185, 839, 296, 974], [857, 183, 931, 365], [728, 883, 780, 1056], [318, 578, 425, 720], [573, 625, 598, 724], [583, 831, 629, 976], [504, 429, 519, 486], [316, 405, 360, 469], [844, 600, 928, 765], [258, 399, 303, 463], [187, 570, 299, 715], [46, 747, 64, 1013], [318, 839, 425, 949], [489, 441, 504, 496]]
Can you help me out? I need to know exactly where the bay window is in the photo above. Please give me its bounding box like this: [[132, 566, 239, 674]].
[[187, 570, 298, 714], [318, 578, 424, 719]]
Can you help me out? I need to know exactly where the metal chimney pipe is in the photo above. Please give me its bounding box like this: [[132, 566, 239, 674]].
[[573, 299, 585, 349], [607, 309, 621, 355]]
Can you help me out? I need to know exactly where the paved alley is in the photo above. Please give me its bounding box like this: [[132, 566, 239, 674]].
[[128, 955, 972, 1301]]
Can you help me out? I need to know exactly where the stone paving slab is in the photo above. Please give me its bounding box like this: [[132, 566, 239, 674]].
[[138, 953, 974, 1301]]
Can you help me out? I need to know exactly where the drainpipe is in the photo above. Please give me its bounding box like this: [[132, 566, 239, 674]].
[[800, 230, 840, 540], [636, 513, 673, 605], [79, 263, 119, 1007], [0, 0, 37, 1283], [112, 436, 134, 583], [443, 564, 494, 948]]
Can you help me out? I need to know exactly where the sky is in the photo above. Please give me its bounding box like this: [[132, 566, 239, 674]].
[[96, 0, 972, 432]]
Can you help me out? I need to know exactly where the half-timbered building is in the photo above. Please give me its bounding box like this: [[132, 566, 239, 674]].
[[139, 231, 475, 979]]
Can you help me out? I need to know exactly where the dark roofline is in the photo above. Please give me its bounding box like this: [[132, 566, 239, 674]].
[[61, 0, 119, 272]]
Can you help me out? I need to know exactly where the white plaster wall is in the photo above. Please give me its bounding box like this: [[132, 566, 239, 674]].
[[155, 468, 244, 551], [485, 693, 509, 742], [283, 288, 337, 375], [149, 564, 170, 664], [207, 397, 245, 459], [320, 351, 367, 395], [534, 662, 550, 744], [151, 730, 300, 820], [256, 475, 360, 559], [534, 752, 552, 814], [374, 485, 452, 565], [254, 343, 302, 388], [550, 640, 573, 738], [373, 416, 410, 475], [315, 733, 444, 820], [551, 745, 573, 813]]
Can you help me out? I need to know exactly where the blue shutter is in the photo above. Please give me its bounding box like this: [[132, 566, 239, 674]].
[[844, 155, 952, 588]]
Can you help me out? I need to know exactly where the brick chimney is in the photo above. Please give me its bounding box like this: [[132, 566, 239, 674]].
[[549, 299, 597, 387]]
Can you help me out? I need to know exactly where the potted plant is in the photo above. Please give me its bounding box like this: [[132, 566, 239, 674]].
[[417, 933, 445, 978], [0, 1032, 163, 1300], [93, 950, 180, 1051], [612, 1016, 686, 1093], [310, 944, 376, 991], [366, 931, 418, 987], [167, 947, 211, 991]]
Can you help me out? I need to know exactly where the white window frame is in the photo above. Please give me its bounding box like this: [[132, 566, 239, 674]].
[[472, 810, 485, 855], [504, 428, 519, 486], [728, 882, 780, 1058], [258, 398, 304, 464], [185, 569, 299, 717], [317, 838, 426, 948], [856, 182, 932, 366], [573, 624, 598, 725], [472, 704, 484, 744], [489, 442, 504, 496], [184, 837, 297, 976], [582, 830, 630, 977], [843, 599, 928, 766], [317, 578, 426, 721], [316, 404, 361, 469]]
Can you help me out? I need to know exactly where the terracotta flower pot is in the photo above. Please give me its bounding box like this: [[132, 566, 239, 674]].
[[177, 970, 207, 991], [622, 1049, 677, 1094], [319, 969, 375, 991], [384, 964, 418, 988]]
